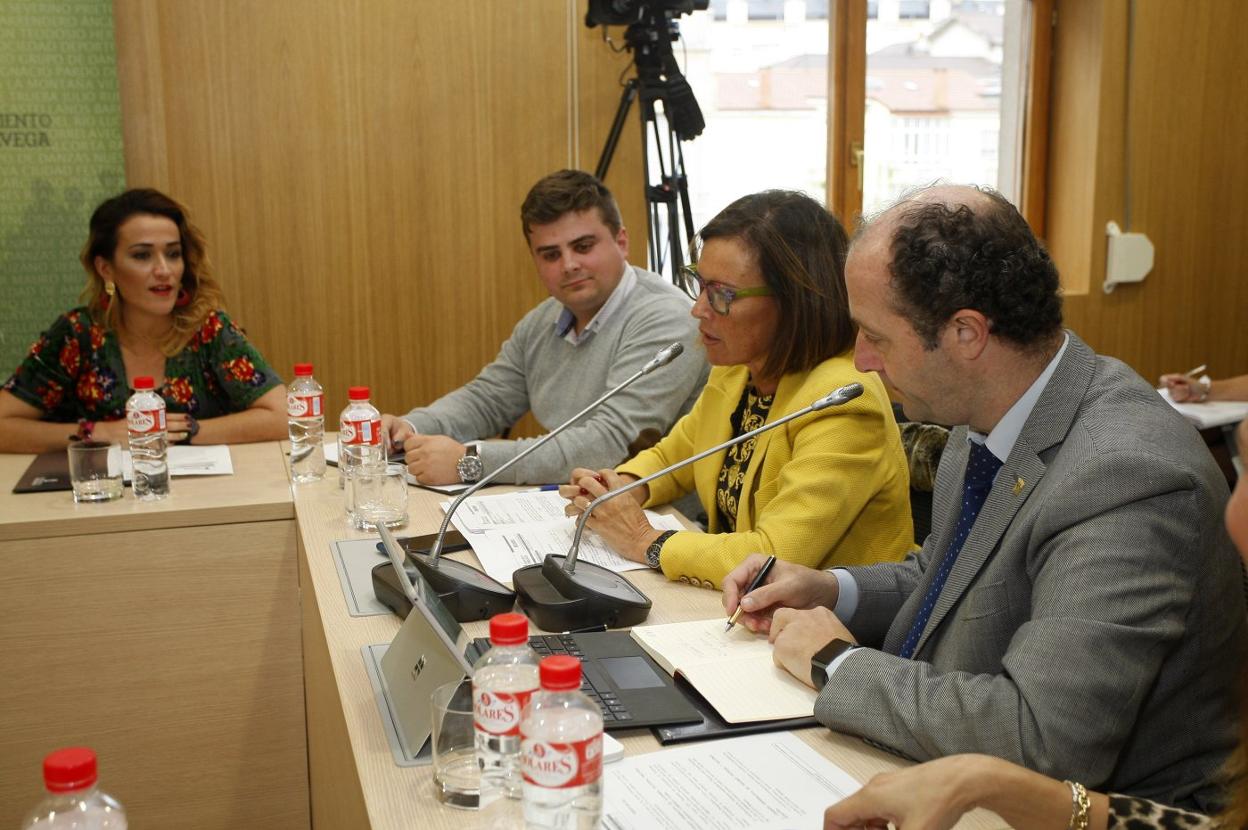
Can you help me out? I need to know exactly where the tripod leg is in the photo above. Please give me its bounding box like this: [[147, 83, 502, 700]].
[[596, 79, 639, 182]]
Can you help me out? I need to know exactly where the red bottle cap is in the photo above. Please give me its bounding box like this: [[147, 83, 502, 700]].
[[539, 655, 581, 691], [347, 386, 370, 401], [293, 363, 314, 376], [132, 376, 155, 390], [489, 612, 529, 646], [43, 747, 97, 793]]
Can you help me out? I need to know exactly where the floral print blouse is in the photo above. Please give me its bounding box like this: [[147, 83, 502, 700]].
[[3, 307, 280, 422]]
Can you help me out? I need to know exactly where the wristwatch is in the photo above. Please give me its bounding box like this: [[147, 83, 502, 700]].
[[645, 530, 677, 569], [456, 443, 483, 484], [810, 639, 857, 692]]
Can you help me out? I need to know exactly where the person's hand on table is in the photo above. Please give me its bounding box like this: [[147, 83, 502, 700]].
[[823, 755, 992, 830], [722, 554, 841, 635], [561, 467, 656, 562], [769, 606, 856, 687], [91, 419, 129, 445], [166, 412, 194, 445], [403, 434, 466, 485], [1159, 373, 1207, 402], [381, 413, 415, 446]]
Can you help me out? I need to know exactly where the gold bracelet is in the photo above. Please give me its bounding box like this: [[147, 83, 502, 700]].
[[1064, 780, 1090, 830]]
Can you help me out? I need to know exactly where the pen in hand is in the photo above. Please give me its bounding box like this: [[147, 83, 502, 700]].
[[725, 555, 777, 632]]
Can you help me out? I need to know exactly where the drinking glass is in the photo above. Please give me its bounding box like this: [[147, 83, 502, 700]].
[[430, 679, 496, 809], [67, 441, 124, 503], [350, 463, 408, 530]]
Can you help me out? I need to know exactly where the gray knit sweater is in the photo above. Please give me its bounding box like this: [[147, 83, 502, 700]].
[[402, 266, 709, 484]]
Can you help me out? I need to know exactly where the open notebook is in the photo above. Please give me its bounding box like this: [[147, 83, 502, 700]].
[[630, 618, 817, 723]]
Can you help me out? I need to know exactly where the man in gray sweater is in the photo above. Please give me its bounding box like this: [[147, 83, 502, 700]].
[[384, 170, 708, 486]]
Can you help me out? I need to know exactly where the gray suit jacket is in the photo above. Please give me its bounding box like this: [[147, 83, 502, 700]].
[[815, 332, 1247, 811]]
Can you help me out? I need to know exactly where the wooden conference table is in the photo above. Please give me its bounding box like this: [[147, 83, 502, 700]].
[[294, 460, 1003, 829], [0, 441, 1001, 829], [0, 443, 308, 829]]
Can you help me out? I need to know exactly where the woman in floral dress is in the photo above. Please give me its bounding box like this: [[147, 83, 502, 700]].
[[0, 189, 286, 452]]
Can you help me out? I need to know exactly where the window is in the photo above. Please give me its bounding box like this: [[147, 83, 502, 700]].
[[861, 0, 1027, 214]]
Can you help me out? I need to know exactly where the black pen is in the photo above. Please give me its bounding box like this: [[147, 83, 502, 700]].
[[725, 555, 777, 632]]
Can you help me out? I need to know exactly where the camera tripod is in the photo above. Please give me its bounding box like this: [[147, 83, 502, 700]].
[[594, 41, 703, 284]]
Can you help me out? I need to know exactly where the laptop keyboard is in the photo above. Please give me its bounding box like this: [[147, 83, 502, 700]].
[[473, 635, 635, 725]]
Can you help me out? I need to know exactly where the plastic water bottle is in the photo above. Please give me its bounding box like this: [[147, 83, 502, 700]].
[[126, 376, 169, 500], [339, 386, 384, 521], [521, 655, 603, 829], [287, 363, 326, 483], [473, 612, 540, 799], [22, 747, 127, 829]]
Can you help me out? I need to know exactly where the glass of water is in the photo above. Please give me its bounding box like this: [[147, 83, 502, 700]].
[[67, 440, 124, 503], [350, 463, 408, 530]]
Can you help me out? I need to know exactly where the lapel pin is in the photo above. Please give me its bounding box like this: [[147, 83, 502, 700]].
[[1013, 477, 1025, 495]]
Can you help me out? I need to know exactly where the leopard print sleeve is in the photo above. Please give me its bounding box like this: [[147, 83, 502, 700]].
[[1108, 794, 1216, 829]]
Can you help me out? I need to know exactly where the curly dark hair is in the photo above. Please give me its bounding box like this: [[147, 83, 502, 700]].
[[886, 188, 1062, 350], [697, 190, 854, 380], [520, 169, 623, 239]]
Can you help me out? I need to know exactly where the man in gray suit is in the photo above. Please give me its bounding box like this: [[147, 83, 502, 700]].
[[723, 184, 1246, 812]]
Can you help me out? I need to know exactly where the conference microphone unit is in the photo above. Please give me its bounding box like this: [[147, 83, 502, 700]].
[[511, 382, 866, 632], [405, 342, 688, 621]]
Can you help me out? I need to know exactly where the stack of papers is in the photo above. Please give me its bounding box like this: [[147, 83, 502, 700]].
[[123, 444, 234, 478], [442, 490, 685, 586]]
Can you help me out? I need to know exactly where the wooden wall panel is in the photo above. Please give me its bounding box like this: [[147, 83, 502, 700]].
[[113, 1, 643, 422], [1049, 0, 1248, 383]]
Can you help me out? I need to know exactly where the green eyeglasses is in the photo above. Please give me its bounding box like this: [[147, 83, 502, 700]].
[[678, 265, 774, 315]]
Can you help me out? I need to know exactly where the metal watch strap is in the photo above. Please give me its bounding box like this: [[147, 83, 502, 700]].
[[645, 530, 678, 569]]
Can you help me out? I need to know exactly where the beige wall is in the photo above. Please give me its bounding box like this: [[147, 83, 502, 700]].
[[113, 0, 645, 422], [1048, 0, 1248, 383]]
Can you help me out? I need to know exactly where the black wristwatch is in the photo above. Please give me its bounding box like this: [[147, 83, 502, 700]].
[[810, 639, 857, 692], [456, 443, 483, 484], [645, 530, 677, 569]]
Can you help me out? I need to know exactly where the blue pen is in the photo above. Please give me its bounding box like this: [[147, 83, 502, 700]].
[[526, 484, 560, 492]]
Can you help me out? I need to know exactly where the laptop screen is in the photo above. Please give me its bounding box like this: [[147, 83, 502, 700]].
[[377, 524, 475, 671]]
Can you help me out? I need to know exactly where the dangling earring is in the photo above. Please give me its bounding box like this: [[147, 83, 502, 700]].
[[101, 281, 115, 310], [104, 281, 115, 297], [175, 286, 192, 307]]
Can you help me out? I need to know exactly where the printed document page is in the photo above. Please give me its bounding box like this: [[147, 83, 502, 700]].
[[122, 444, 233, 478], [1158, 387, 1248, 429], [446, 490, 570, 533], [466, 512, 685, 587], [601, 732, 860, 830], [631, 618, 816, 722]]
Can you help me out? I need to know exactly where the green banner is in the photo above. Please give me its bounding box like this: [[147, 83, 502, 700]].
[[0, 0, 125, 376]]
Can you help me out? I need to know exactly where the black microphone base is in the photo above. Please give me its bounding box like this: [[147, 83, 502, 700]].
[[406, 552, 516, 622], [512, 555, 651, 631]]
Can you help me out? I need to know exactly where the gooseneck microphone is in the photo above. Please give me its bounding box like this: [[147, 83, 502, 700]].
[[511, 382, 866, 631], [405, 342, 687, 621]]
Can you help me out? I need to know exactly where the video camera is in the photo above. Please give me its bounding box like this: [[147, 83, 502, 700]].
[[585, 0, 709, 28]]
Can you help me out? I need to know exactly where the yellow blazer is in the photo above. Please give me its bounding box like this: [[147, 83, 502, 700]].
[[618, 354, 913, 587]]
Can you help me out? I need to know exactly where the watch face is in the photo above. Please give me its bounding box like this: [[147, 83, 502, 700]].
[[456, 454, 483, 483]]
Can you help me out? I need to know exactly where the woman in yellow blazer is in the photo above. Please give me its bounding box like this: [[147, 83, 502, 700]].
[[560, 190, 913, 588]]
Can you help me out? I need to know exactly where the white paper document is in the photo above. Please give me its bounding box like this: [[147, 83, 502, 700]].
[[601, 732, 861, 830], [447, 490, 573, 533], [1158, 387, 1248, 429], [442, 490, 685, 586], [122, 444, 233, 478]]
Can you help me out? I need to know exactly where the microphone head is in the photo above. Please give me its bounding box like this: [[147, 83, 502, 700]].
[[812, 382, 865, 410], [641, 342, 684, 374]]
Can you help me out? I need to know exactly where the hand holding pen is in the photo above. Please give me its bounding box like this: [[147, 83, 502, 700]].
[[725, 555, 776, 631], [1159, 363, 1212, 403], [721, 554, 843, 635]]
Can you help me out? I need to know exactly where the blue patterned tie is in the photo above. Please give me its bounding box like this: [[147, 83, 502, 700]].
[[898, 441, 1003, 659]]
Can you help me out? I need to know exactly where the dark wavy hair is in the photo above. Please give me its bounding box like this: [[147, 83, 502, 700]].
[[696, 190, 854, 381], [885, 188, 1062, 351], [520, 169, 623, 239], [80, 188, 224, 356]]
